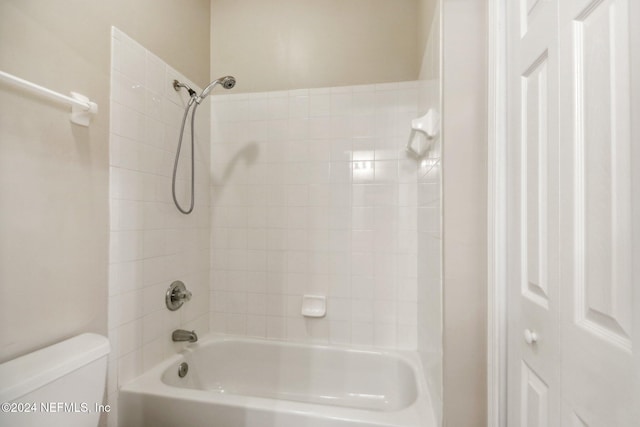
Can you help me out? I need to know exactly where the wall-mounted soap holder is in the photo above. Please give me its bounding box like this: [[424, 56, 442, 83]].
[[166, 280, 192, 311], [301, 295, 326, 318], [406, 108, 440, 157]]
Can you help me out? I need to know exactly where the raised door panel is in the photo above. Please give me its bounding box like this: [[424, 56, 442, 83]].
[[573, 0, 632, 350], [521, 52, 550, 309], [521, 362, 549, 427], [558, 0, 637, 424]]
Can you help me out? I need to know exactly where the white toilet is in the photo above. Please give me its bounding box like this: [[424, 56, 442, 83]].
[[0, 333, 110, 427]]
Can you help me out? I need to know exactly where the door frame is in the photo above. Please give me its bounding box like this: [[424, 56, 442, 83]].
[[487, 0, 508, 426]]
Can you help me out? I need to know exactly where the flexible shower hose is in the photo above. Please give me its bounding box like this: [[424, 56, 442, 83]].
[[172, 100, 198, 214]]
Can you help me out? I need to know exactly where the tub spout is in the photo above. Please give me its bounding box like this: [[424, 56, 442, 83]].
[[172, 329, 198, 343]]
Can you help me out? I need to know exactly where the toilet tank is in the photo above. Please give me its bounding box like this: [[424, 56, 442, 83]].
[[0, 333, 110, 427]]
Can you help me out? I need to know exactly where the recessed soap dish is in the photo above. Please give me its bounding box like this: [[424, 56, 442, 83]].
[[301, 295, 326, 318]]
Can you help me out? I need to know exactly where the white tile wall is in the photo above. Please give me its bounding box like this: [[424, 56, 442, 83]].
[[105, 24, 442, 427], [209, 81, 432, 349], [107, 27, 211, 426]]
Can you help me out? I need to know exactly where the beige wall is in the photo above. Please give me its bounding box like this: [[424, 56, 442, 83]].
[[442, 0, 488, 425], [0, 0, 210, 363], [211, 0, 422, 93], [418, 0, 439, 67]]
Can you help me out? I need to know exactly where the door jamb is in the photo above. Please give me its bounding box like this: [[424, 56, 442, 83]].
[[487, 0, 508, 425]]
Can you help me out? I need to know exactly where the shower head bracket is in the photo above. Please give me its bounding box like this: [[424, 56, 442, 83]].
[[173, 79, 196, 97]]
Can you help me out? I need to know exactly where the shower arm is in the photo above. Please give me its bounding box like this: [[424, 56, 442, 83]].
[[173, 80, 197, 98]]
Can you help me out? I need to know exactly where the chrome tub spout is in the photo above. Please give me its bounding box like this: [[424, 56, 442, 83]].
[[172, 329, 198, 343]]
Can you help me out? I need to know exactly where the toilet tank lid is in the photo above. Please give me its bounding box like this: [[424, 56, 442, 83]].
[[0, 333, 110, 403]]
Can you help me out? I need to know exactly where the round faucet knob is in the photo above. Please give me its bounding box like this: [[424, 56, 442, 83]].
[[166, 281, 192, 311]]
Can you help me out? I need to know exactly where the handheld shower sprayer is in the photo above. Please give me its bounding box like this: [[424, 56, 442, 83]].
[[171, 75, 237, 214], [173, 76, 236, 104], [196, 76, 236, 103]]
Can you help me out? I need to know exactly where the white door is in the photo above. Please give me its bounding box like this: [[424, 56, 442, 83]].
[[507, 0, 562, 424], [506, 0, 640, 425]]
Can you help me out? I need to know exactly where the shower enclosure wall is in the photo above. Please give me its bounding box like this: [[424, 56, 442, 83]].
[[208, 82, 430, 348], [107, 1, 442, 424], [108, 28, 212, 425]]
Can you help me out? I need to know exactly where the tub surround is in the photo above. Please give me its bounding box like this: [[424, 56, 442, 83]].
[[107, 27, 442, 426], [208, 81, 432, 349], [108, 27, 211, 426]]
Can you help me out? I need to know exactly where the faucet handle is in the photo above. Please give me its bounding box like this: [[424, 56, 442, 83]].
[[176, 289, 192, 301], [166, 281, 192, 311]]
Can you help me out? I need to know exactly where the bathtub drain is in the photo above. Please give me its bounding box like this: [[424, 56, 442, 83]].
[[178, 362, 189, 378]]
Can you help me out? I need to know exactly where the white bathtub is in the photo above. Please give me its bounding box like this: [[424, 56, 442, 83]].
[[119, 335, 436, 427]]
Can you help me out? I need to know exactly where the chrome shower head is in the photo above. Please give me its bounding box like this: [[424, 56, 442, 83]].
[[197, 75, 236, 103], [219, 76, 236, 90]]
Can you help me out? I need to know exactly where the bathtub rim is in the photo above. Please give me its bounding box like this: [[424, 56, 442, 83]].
[[120, 334, 437, 427]]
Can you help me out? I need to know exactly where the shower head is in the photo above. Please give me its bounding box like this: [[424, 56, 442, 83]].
[[196, 76, 236, 103], [219, 76, 237, 90]]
